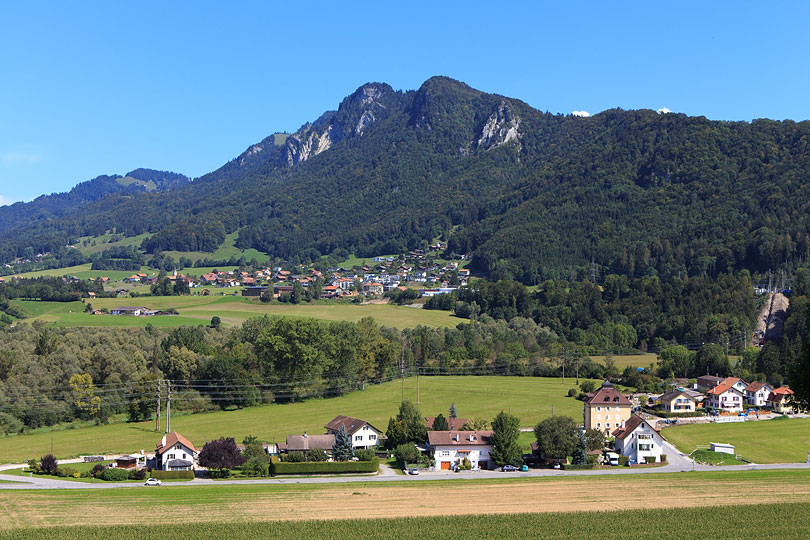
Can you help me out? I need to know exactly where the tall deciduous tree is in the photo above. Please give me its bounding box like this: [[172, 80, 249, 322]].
[[198, 437, 245, 475], [533, 415, 578, 461], [490, 411, 522, 467]]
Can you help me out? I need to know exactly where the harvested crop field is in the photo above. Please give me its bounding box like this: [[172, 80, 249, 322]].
[[2, 470, 810, 531]]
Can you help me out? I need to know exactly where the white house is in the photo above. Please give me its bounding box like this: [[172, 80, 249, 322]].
[[155, 432, 197, 471], [324, 415, 383, 450], [744, 381, 773, 407], [612, 416, 665, 464], [427, 430, 494, 471], [705, 383, 745, 412], [719, 377, 749, 394]]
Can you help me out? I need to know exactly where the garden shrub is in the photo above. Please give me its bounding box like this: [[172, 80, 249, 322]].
[[283, 451, 306, 463], [307, 448, 328, 462], [644, 456, 656, 464], [99, 468, 129, 481], [90, 463, 105, 477], [567, 388, 577, 397], [128, 468, 147, 480], [660, 454, 667, 462], [618, 456, 629, 466], [353, 449, 376, 461]]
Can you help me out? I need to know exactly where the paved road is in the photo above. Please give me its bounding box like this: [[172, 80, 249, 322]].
[[2, 456, 809, 490]]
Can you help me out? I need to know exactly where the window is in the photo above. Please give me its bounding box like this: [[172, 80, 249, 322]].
[[606, 423, 611, 429], [638, 434, 652, 440], [596, 406, 601, 412], [597, 423, 601, 428], [596, 414, 601, 420], [606, 406, 611, 412], [354, 435, 362, 441], [176, 444, 181, 450], [639, 444, 651, 451], [168, 453, 175, 459], [183, 453, 187, 459], [440, 451, 450, 456], [369, 434, 377, 440]]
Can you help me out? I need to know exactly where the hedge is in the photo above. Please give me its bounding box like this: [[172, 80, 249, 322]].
[[561, 463, 595, 470], [271, 458, 379, 475], [150, 470, 195, 480]]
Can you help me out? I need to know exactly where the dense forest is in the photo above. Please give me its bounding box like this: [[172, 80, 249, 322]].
[[1, 77, 809, 286]]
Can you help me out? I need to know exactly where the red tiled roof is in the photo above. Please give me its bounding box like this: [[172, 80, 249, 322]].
[[611, 415, 660, 441], [427, 431, 493, 446], [324, 415, 382, 435], [744, 381, 771, 393], [584, 383, 632, 406], [425, 417, 468, 431], [156, 431, 197, 455]]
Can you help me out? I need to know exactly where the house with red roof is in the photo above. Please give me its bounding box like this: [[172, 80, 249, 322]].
[[744, 381, 774, 407], [706, 382, 744, 412], [155, 432, 197, 471], [324, 415, 383, 450], [612, 415, 666, 464], [767, 387, 795, 413], [583, 381, 632, 433], [427, 430, 494, 471]]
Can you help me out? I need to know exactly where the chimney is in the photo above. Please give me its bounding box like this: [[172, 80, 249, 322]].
[[469, 434, 476, 442], [161, 435, 166, 446], [303, 432, 307, 438]]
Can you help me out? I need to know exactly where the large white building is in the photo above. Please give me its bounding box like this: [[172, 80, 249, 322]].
[[706, 383, 745, 412], [612, 416, 665, 464], [427, 430, 494, 471]]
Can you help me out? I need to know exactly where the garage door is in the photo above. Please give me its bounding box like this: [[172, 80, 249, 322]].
[[440, 461, 451, 470]]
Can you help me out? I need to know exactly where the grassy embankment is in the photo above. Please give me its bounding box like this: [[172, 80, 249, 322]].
[[1, 471, 810, 537], [663, 416, 810, 464], [0, 376, 585, 463]]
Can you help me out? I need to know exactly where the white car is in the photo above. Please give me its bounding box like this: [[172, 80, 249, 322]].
[[144, 478, 162, 486]]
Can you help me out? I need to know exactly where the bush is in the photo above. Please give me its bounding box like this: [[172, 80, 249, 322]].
[[0, 412, 23, 435], [283, 451, 306, 463], [567, 388, 577, 397], [307, 448, 328, 462], [39, 454, 58, 475], [619, 456, 629, 466], [57, 467, 79, 478], [660, 454, 667, 462], [128, 468, 147, 480], [586, 454, 598, 465], [271, 459, 379, 476], [209, 468, 231, 478], [242, 456, 270, 477], [150, 470, 195, 480], [354, 449, 376, 461], [99, 468, 129, 481], [27, 458, 41, 475], [562, 463, 596, 470], [90, 463, 105, 477], [394, 444, 419, 466], [644, 456, 656, 464]]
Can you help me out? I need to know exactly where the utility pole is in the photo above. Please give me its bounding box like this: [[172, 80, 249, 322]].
[[165, 380, 171, 433], [576, 352, 580, 384], [156, 379, 161, 432], [561, 352, 565, 384], [400, 346, 405, 403], [416, 365, 420, 405]]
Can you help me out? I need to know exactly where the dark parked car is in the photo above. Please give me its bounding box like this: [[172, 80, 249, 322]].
[[502, 465, 518, 472]]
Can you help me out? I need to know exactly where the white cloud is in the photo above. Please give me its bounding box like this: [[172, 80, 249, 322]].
[[1, 151, 43, 165], [572, 110, 591, 117], [657, 107, 672, 114]]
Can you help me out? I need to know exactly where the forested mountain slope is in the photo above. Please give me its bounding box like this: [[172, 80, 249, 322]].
[[2, 77, 809, 283], [0, 168, 189, 237]]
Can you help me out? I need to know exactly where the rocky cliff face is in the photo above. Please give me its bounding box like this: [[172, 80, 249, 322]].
[[474, 101, 521, 152]]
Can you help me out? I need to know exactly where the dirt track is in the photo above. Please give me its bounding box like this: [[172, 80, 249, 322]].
[[4, 473, 810, 529], [753, 292, 789, 346]]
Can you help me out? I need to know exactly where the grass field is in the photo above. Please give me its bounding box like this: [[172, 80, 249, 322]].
[[1, 471, 810, 537], [11, 263, 158, 281], [663, 416, 810, 463], [160, 232, 270, 264], [74, 232, 152, 256], [13, 296, 461, 328], [0, 376, 586, 462], [589, 354, 658, 369], [691, 449, 748, 466]]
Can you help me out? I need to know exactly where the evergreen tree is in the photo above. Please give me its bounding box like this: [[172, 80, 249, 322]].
[[332, 424, 353, 461], [449, 403, 457, 419], [572, 429, 587, 465], [490, 411, 522, 467], [432, 413, 449, 431]]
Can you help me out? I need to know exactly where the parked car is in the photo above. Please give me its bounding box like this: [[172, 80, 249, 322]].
[[408, 468, 419, 475], [144, 478, 162, 486], [552, 462, 561, 470], [502, 465, 518, 472], [520, 465, 529, 472]]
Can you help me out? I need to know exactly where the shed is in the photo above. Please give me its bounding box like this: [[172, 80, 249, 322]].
[[710, 442, 735, 455]]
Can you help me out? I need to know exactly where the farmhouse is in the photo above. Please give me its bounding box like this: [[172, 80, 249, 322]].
[[362, 282, 384, 295], [705, 382, 744, 412], [613, 416, 665, 464], [744, 381, 774, 407], [659, 389, 698, 413], [111, 306, 152, 316], [767, 387, 795, 413], [427, 430, 494, 471], [583, 381, 632, 433], [278, 434, 335, 455], [155, 432, 197, 471], [324, 415, 383, 450]]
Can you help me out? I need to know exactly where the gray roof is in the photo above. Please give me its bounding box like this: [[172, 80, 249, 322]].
[[166, 459, 192, 468]]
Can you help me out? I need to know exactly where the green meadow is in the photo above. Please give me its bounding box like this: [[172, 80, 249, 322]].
[[0, 376, 586, 462], [663, 416, 810, 464]]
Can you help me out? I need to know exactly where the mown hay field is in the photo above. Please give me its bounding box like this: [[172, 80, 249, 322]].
[[1, 471, 810, 538]]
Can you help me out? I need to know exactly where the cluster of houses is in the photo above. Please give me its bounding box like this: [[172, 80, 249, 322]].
[[652, 376, 795, 415]]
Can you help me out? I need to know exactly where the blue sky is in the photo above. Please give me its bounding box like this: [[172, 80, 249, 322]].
[[1, 1, 808, 204]]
